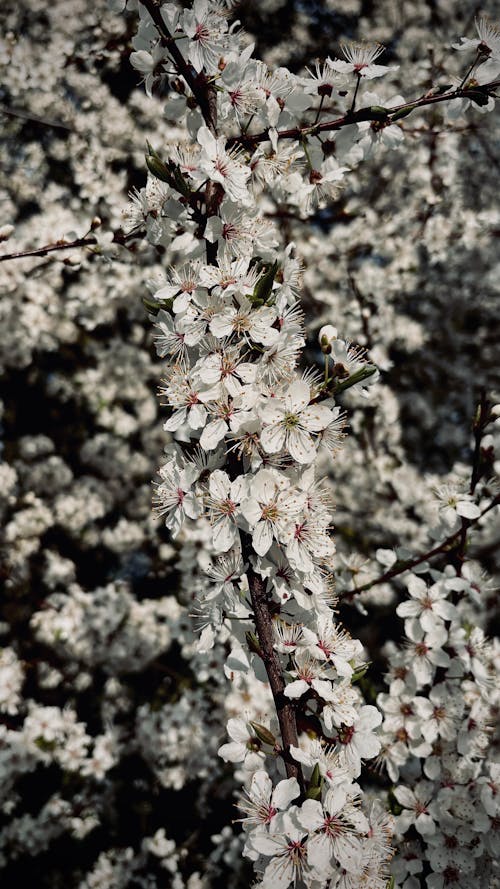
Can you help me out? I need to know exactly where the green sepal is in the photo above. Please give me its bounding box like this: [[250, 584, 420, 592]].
[[331, 364, 377, 395], [249, 722, 277, 747], [142, 295, 173, 316], [145, 143, 191, 196], [368, 105, 389, 118], [246, 631, 262, 655], [252, 260, 278, 304], [146, 153, 171, 184], [351, 661, 371, 683], [305, 763, 323, 799], [389, 104, 417, 122], [388, 788, 403, 816]]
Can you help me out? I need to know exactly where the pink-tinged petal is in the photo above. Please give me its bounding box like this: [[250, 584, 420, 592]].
[[299, 404, 332, 431], [272, 777, 300, 810], [284, 679, 309, 699], [261, 423, 286, 454], [288, 428, 316, 464], [253, 521, 273, 557]]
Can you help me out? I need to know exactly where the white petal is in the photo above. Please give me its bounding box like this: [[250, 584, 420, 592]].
[[286, 380, 310, 412], [209, 469, 230, 499], [212, 517, 235, 553], [200, 419, 227, 450], [261, 423, 286, 454], [456, 500, 481, 519], [299, 404, 332, 431], [218, 741, 245, 762], [287, 428, 316, 464], [272, 777, 300, 810], [253, 521, 273, 557], [297, 798, 324, 831], [284, 679, 309, 699]]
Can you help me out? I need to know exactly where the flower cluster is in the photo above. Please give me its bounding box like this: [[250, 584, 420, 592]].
[[2, 0, 500, 887]]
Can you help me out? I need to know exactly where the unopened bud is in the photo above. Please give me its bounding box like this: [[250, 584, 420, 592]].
[[91, 216, 102, 230], [249, 722, 277, 747], [245, 631, 262, 655], [0, 224, 15, 243], [318, 325, 337, 346]]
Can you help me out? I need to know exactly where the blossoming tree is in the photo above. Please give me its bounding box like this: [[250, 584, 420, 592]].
[[1, 1, 499, 887], [125, 2, 500, 886]]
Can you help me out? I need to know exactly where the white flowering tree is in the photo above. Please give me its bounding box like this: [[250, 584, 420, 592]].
[[0, 1, 499, 887], [124, 2, 500, 887]]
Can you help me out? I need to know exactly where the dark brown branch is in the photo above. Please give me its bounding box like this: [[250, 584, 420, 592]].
[[137, 0, 216, 133], [227, 79, 500, 150], [242, 535, 304, 788], [0, 235, 97, 263], [342, 495, 500, 599]]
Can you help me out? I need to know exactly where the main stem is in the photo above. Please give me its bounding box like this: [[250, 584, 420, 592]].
[[242, 537, 303, 787], [138, 0, 304, 788]]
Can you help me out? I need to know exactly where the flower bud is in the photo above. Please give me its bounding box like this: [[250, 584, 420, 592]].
[[249, 722, 277, 747], [318, 325, 338, 346]]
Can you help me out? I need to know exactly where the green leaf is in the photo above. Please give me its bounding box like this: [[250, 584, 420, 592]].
[[252, 260, 278, 304]]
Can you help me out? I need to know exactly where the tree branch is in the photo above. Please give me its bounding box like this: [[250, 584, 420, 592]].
[[242, 535, 304, 788], [342, 495, 499, 599], [0, 235, 97, 263], [227, 79, 500, 150], [136, 0, 216, 133]]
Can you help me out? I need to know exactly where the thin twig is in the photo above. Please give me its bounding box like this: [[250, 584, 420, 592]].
[[342, 495, 499, 599], [227, 79, 500, 149], [0, 236, 97, 263]]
